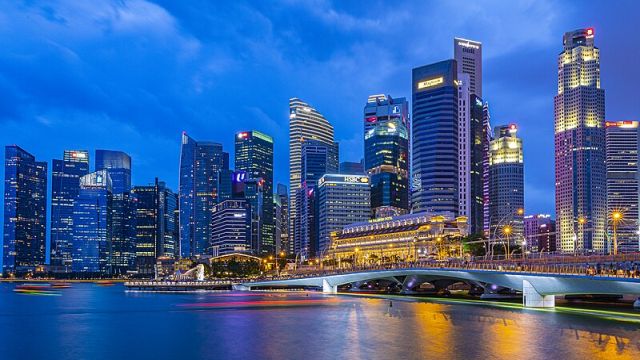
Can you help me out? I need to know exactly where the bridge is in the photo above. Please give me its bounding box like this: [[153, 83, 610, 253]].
[[237, 255, 640, 308]]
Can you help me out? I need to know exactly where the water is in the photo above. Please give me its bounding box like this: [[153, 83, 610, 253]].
[[1, 283, 639, 359]]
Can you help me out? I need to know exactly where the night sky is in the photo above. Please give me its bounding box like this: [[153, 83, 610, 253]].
[[1, 0, 638, 224]]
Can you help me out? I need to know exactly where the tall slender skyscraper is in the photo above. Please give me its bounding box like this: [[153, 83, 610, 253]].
[[364, 94, 410, 218], [454, 38, 482, 98], [489, 124, 524, 241], [605, 121, 639, 253], [482, 103, 494, 235], [235, 130, 274, 254], [3, 146, 47, 275], [555, 28, 606, 253], [275, 184, 290, 254], [295, 139, 339, 258], [412, 60, 459, 218], [289, 98, 335, 255], [50, 150, 90, 273], [179, 132, 227, 257], [72, 170, 112, 274], [133, 179, 179, 275]]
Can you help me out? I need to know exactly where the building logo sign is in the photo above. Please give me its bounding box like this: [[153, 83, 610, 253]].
[[343, 176, 369, 183], [392, 105, 400, 114], [417, 77, 444, 90], [457, 40, 480, 49]]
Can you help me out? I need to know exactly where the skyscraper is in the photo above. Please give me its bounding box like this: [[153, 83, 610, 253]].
[[488, 124, 524, 242], [95, 150, 135, 274], [317, 174, 371, 256], [364, 94, 410, 218], [524, 214, 556, 253], [605, 121, 639, 253], [211, 199, 251, 256], [412, 60, 459, 218], [555, 28, 606, 253], [482, 103, 494, 235], [72, 170, 112, 274], [133, 179, 179, 275], [3, 146, 47, 275], [179, 132, 227, 257], [50, 150, 90, 273], [235, 130, 274, 254], [295, 139, 339, 258], [274, 184, 290, 254], [339, 161, 365, 174], [289, 98, 335, 253], [95, 150, 131, 194], [454, 38, 482, 98]]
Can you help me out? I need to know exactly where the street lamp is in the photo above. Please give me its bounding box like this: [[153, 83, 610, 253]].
[[611, 211, 623, 256], [502, 225, 512, 260]]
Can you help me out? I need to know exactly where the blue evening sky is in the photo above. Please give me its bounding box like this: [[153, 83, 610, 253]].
[[0, 0, 638, 223]]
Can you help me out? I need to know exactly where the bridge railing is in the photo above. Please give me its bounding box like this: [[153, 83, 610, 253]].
[[260, 254, 640, 282]]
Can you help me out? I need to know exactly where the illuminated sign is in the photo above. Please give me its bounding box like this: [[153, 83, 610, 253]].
[[233, 171, 247, 183], [457, 40, 480, 49], [417, 77, 444, 89], [70, 151, 87, 159], [237, 132, 249, 139], [606, 121, 638, 128], [475, 98, 483, 106], [586, 28, 594, 37], [343, 176, 369, 183], [365, 116, 377, 123], [392, 105, 400, 114]]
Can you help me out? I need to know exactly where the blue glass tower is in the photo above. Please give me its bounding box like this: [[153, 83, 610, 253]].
[[95, 150, 131, 194], [3, 146, 47, 275], [50, 150, 90, 273], [364, 95, 410, 218], [179, 132, 227, 257], [411, 60, 459, 218], [72, 170, 112, 274]]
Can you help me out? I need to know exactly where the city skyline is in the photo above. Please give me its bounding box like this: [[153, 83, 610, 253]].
[[0, 1, 638, 222]]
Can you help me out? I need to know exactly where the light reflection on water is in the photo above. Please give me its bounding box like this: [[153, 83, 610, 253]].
[[0, 283, 638, 360]]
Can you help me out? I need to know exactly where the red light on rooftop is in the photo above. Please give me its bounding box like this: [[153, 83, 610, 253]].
[[237, 132, 249, 139], [586, 28, 594, 36]]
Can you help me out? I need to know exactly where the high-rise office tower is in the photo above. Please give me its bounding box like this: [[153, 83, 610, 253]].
[[95, 150, 131, 194], [488, 124, 524, 241], [524, 214, 556, 253], [555, 28, 606, 253], [295, 139, 339, 258], [412, 60, 459, 218], [72, 170, 112, 274], [235, 130, 274, 254], [274, 183, 290, 254], [317, 174, 371, 255], [50, 150, 90, 273], [289, 98, 335, 253], [3, 146, 47, 275], [605, 121, 639, 253], [211, 199, 251, 256], [95, 150, 135, 275], [454, 38, 482, 98], [133, 179, 179, 276], [364, 94, 410, 218], [482, 103, 494, 235], [179, 132, 227, 257]]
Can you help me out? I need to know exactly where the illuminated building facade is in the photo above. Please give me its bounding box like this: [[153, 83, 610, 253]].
[[275, 183, 290, 254], [179, 132, 228, 257], [364, 94, 410, 218], [235, 130, 274, 254], [211, 199, 251, 256], [555, 28, 606, 253], [96, 150, 135, 274], [488, 124, 524, 241], [482, 103, 494, 234], [524, 214, 556, 252], [72, 170, 112, 274], [133, 179, 179, 276], [317, 174, 371, 256], [295, 139, 339, 258], [289, 98, 335, 253], [411, 60, 459, 218], [328, 213, 468, 266], [606, 121, 639, 253], [3, 146, 47, 275], [454, 37, 482, 98], [50, 150, 89, 273]]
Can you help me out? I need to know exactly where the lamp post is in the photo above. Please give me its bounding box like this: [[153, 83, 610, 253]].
[[275, 251, 285, 276], [611, 211, 623, 256], [502, 225, 512, 260]]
